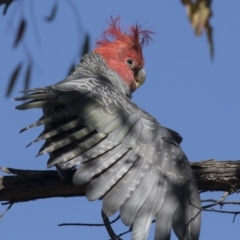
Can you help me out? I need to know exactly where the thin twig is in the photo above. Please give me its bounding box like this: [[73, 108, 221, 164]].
[[191, 200, 240, 223], [102, 210, 122, 240], [0, 202, 14, 221], [202, 199, 240, 206], [183, 201, 201, 238], [201, 191, 230, 209], [59, 222, 105, 227], [58, 214, 120, 227], [116, 228, 131, 238]]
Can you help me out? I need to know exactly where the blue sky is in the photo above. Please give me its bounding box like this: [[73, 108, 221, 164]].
[[1, 1, 240, 239]]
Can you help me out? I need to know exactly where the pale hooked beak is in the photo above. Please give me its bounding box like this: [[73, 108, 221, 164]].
[[134, 68, 146, 89]]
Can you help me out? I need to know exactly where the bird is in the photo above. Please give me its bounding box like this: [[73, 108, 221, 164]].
[[15, 17, 201, 240]]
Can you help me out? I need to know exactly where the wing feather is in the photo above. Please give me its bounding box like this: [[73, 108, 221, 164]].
[[85, 148, 139, 200], [47, 132, 106, 167], [72, 144, 128, 184], [19, 110, 75, 133], [26, 118, 83, 147], [102, 155, 149, 216], [15, 99, 62, 110], [16, 73, 201, 240]]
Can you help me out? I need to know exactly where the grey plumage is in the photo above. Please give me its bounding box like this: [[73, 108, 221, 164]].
[[15, 52, 201, 239]]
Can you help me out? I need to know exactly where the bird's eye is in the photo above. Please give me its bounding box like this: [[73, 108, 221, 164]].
[[126, 59, 134, 67]]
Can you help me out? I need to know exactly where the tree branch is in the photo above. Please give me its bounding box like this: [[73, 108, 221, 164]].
[[191, 160, 240, 192], [0, 160, 240, 203]]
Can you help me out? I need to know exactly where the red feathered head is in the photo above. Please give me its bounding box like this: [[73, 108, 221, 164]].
[[94, 17, 154, 92]]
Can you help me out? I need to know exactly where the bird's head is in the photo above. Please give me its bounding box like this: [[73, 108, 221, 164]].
[[94, 17, 154, 92]]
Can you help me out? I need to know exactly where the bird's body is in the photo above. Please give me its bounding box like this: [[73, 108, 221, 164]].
[[15, 18, 201, 240]]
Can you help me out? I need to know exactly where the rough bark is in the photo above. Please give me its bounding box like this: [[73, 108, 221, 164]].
[[0, 160, 240, 203]]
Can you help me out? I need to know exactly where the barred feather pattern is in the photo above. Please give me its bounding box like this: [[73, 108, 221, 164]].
[[16, 52, 201, 240]]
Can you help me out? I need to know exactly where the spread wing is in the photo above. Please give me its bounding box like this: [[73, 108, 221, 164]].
[[15, 77, 201, 240]]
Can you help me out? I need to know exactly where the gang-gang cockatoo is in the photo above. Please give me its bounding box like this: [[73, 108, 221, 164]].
[[15, 17, 201, 240]]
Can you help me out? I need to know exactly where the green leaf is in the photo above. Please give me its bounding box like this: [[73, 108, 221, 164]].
[[14, 19, 26, 48], [6, 62, 22, 97], [0, 0, 15, 15], [45, 3, 58, 22], [24, 62, 32, 90]]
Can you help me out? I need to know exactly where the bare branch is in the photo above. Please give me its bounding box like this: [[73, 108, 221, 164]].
[[202, 191, 230, 208], [202, 199, 240, 206], [190, 194, 240, 223], [190, 160, 240, 192], [0, 167, 85, 202], [1, 160, 240, 203], [58, 215, 120, 227], [102, 210, 122, 240]]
